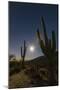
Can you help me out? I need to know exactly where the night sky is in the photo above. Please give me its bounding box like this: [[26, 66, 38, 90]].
[[9, 2, 58, 60]]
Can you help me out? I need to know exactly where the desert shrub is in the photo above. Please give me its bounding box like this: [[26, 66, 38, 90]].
[[9, 61, 22, 76]]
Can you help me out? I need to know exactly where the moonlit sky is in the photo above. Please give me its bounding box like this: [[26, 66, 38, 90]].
[[9, 2, 58, 60]]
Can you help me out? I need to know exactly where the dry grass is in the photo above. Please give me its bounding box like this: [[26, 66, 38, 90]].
[[9, 69, 32, 88]]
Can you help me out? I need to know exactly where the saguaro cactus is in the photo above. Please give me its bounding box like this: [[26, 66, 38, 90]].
[[37, 16, 56, 85], [21, 40, 27, 68], [37, 16, 56, 60]]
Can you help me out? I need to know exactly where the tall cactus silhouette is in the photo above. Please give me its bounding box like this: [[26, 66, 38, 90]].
[[37, 16, 56, 60], [37, 16, 56, 85], [21, 40, 27, 68]]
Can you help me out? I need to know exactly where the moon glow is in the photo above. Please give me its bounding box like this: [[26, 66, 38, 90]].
[[29, 46, 35, 52]]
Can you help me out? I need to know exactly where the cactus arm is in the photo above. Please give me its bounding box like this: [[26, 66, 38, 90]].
[[37, 29, 45, 50], [23, 40, 26, 58], [48, 39, 51, 50], [52, 31, 56, 52], [41, 16, 48, 47], [21, 46, 23, 57], [37, 29, 48, 55], [40, 40, 48, 55], [37, 29, 41, 43]]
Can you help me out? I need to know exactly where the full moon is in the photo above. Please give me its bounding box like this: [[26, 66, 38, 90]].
[[29, 46, 35, 52]]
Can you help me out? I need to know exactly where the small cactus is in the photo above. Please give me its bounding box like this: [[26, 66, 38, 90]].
[[21, 40, 27, 69]]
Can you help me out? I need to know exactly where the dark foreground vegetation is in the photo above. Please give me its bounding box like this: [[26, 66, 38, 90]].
[[9, 52, 58, 88]]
